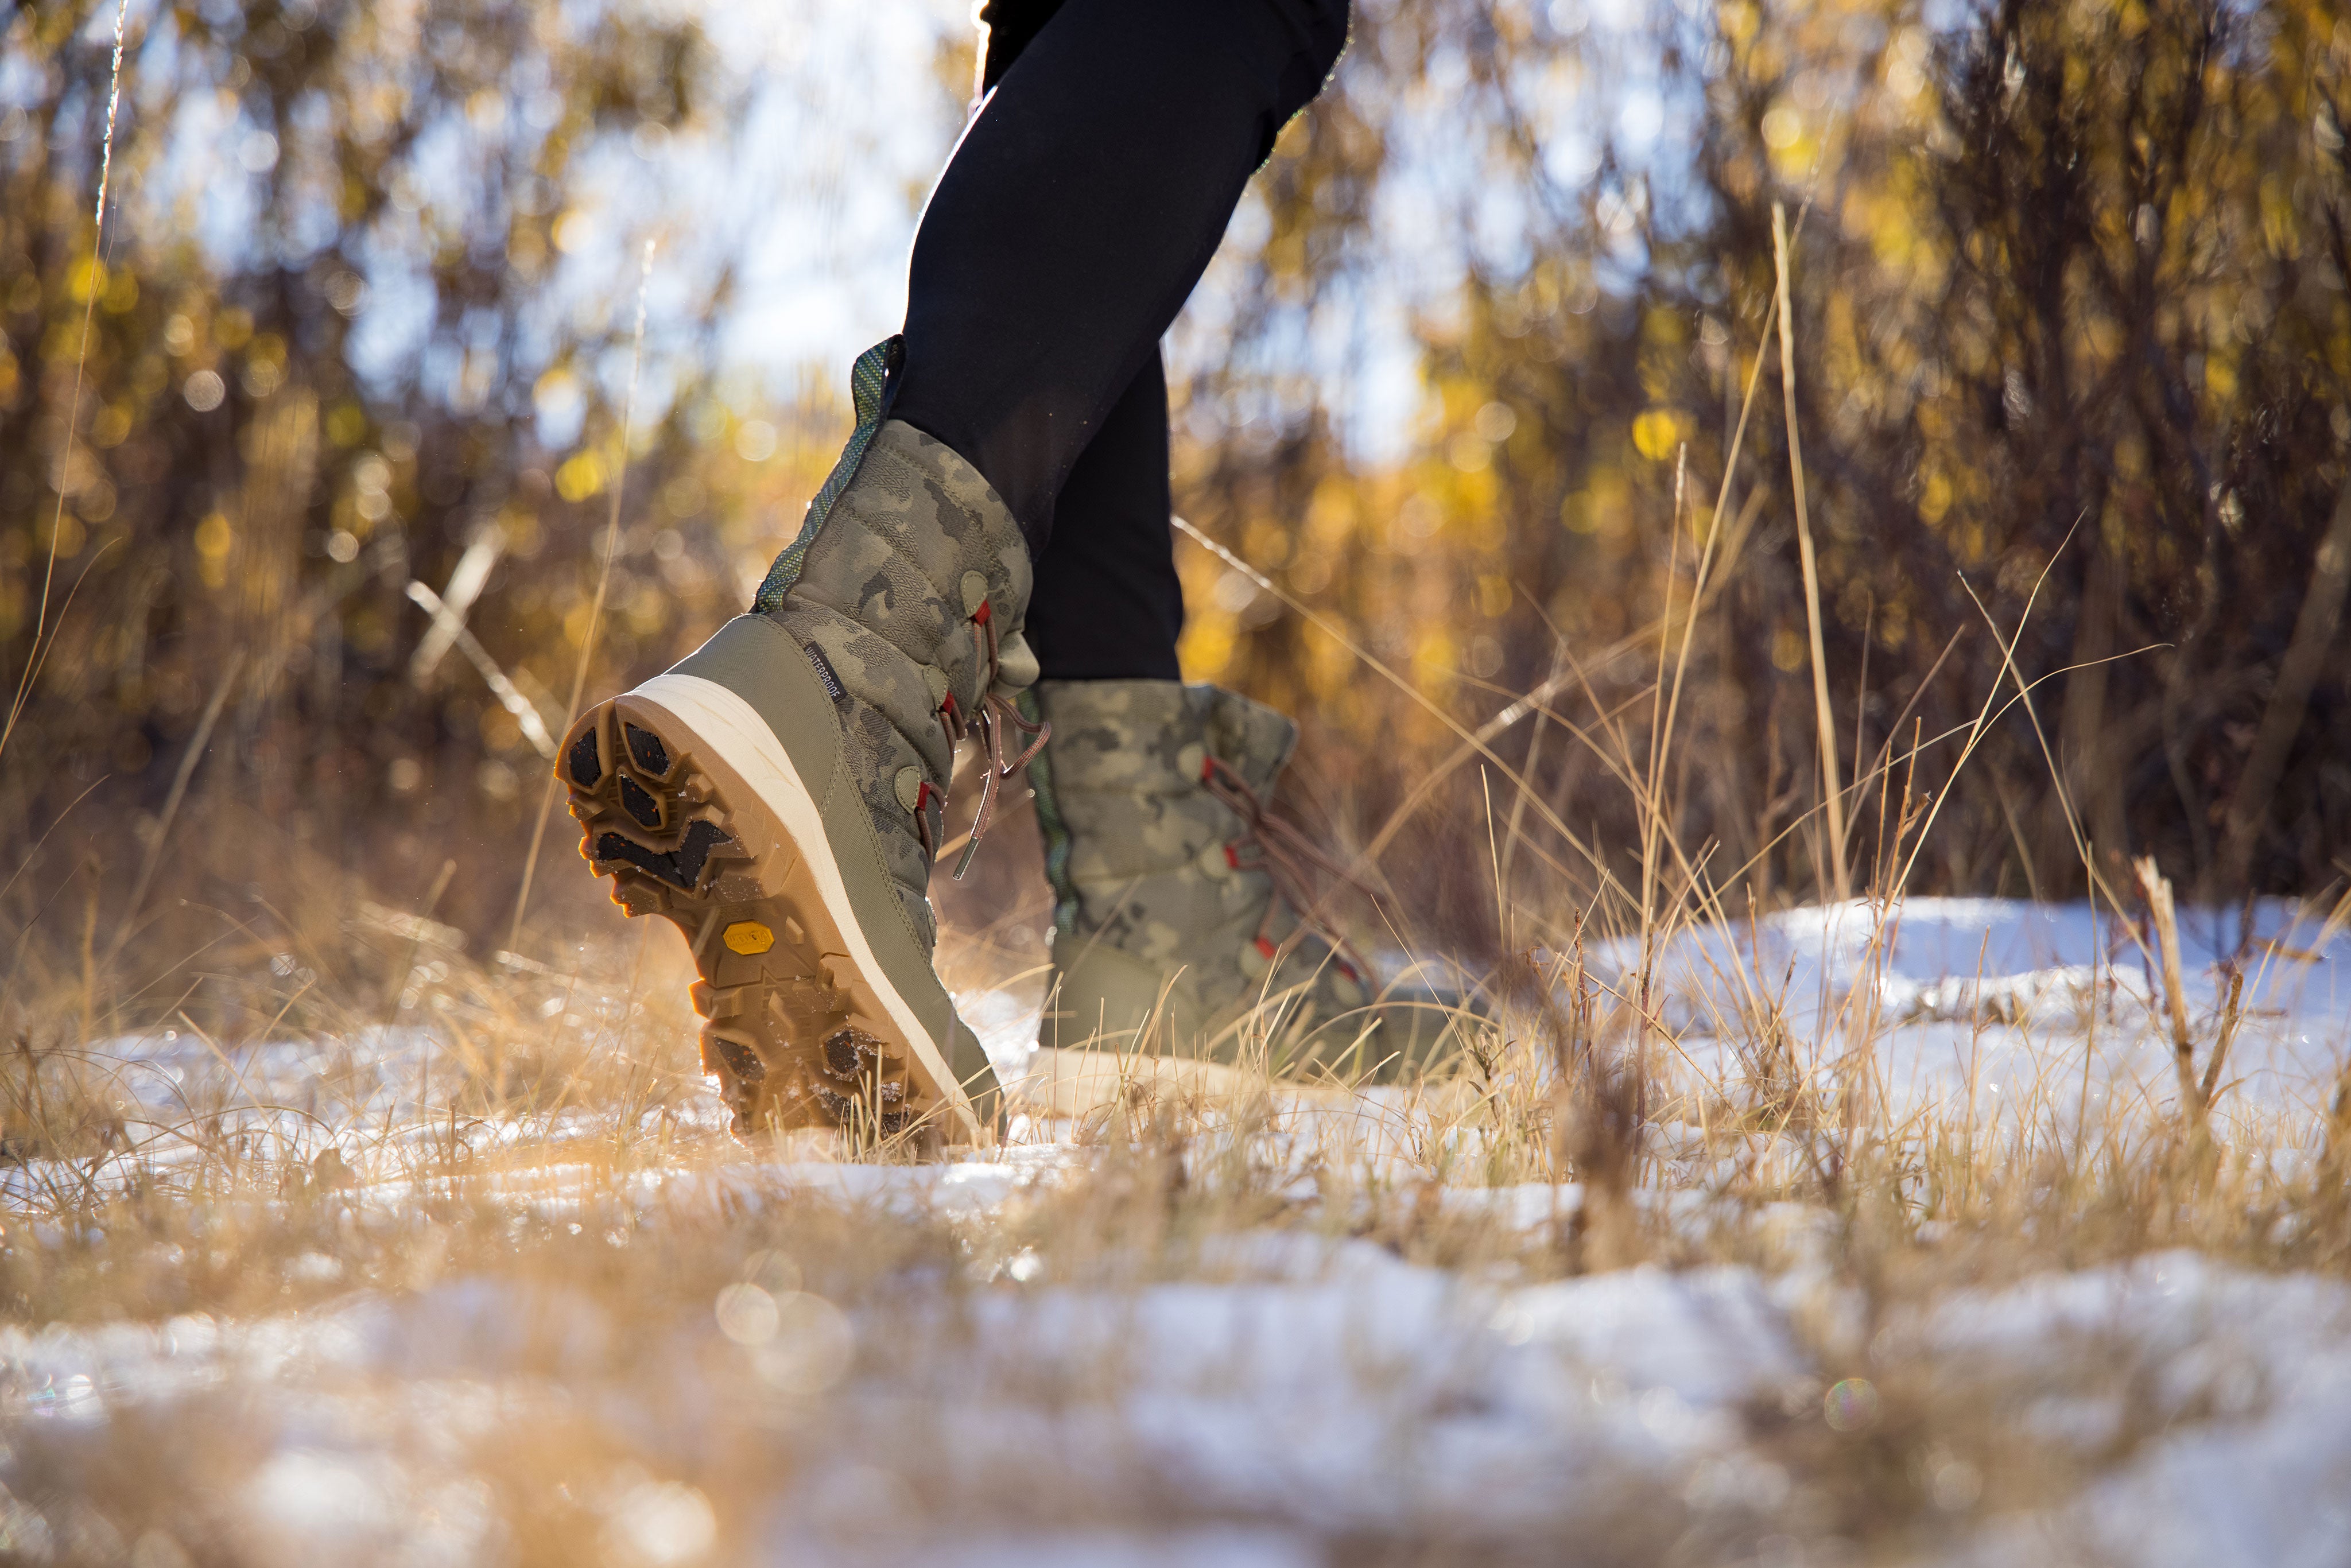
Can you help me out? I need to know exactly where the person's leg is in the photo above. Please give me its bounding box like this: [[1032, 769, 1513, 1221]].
[[893, 0, 1349, 553], [968, 0, 1189, 684], [975, 0, 1065, 96], [1023, 352, 1184, 681]]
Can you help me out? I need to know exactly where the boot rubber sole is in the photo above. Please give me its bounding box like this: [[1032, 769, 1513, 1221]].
[[561, 672, 977, 1143]]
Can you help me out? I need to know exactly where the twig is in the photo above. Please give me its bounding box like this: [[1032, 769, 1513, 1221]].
[[107, 651, 244, 964], [405, 579, 557, 758], [408, 530, 506, 684]]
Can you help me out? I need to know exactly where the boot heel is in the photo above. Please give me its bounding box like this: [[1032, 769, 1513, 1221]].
[[560, 699, 921, 1140]]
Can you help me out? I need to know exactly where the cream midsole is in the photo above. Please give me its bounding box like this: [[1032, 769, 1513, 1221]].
[[631, 672, 972, 1133]]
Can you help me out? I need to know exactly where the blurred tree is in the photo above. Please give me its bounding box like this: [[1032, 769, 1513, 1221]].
[[1684, 0, 2351, 902], [6, 0, 2346, 968], [0, 0, 826, 936], [1180, 0, 2351, 934]]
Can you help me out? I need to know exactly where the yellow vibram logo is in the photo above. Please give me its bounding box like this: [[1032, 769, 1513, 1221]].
[[723, 921, 775, 955]]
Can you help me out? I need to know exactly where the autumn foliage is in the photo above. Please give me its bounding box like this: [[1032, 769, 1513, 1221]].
[[2, 0, 2347, 959]]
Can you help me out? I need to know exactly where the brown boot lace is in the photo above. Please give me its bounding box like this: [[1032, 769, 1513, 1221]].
[[932, 597, 1049, 880]]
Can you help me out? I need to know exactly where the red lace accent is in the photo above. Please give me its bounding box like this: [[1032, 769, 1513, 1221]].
[[909, 779, 942, 853], [926, 594, 1049, 880]]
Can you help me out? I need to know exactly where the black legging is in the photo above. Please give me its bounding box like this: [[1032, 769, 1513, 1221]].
[[889, 0, 1349, 681]]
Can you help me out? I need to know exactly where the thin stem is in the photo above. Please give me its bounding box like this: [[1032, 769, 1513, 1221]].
[[1772, 200, 1848, 902], [4, 0, 131, 764], [509, 240, 657, 954]]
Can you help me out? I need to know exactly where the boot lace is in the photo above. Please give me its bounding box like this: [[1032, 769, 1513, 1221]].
[[933, 597, 1048, 880]]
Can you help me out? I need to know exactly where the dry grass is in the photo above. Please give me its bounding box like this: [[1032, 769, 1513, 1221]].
[[3, 30, 2348, 1554], [1, 739, 2347, 1566], [7, 304, 2349, 1553]]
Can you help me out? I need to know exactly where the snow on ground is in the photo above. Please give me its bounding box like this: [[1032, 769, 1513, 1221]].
[[7, 899, 2351, 1562], [1590, 896, 2351, 1138], [29, 898, 2349, 1198], [9, 1222, 2351, 1563]]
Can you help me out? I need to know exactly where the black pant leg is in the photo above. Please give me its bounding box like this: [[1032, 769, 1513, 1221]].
[[892, 0, 1349, 551], [977, 0, 1065, 91], [968, 0, 1190, 682], [1022, 351, 1185, 680]]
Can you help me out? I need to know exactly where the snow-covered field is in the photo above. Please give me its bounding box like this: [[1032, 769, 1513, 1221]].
[[1616, 896, 2350, 1135], [5, 898, 2349, 1565]]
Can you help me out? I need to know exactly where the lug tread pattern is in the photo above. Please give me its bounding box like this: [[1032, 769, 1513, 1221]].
[[560, 699, 924, 1139]]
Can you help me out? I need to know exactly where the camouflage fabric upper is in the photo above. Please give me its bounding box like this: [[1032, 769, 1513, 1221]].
[[1027, 679, 1377, 1061], [757, 417, 1034, 952]]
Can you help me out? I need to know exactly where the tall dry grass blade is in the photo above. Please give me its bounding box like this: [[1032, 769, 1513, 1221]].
[[1481, 767, 1508, 949], [1771, 201, 1847, 901], [1496, 639, 1565, 890], [106, 650, 243, 964], [1171, 515, 1634, 910], [2134, 856, 2204, 1123], [1636, 449, 1688, 971], [1366, 224, 1805, 879], [510, 240, 656, 954], [1951, 544, 2141, 936], [2200, 968, 2244, 1107], [3, 0, 131, 766], [1887, 533, 2128, 902]]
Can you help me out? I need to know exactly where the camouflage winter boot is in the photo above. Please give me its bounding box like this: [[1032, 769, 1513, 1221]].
[[559, 338, 1042, 1145], [1026, 679, 1457, 1081]]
